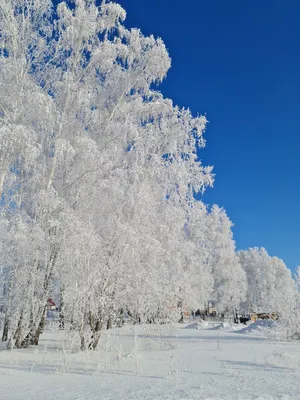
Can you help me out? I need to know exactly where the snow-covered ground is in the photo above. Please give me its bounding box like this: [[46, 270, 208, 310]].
[[1, 322, 300, 400]]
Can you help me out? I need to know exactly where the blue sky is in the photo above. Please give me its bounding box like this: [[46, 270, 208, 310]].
[[117, 0, 300, 271]]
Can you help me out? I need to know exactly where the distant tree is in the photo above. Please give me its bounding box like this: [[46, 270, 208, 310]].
[[204, 206, 246, 315], [238, 248, 295, 315]]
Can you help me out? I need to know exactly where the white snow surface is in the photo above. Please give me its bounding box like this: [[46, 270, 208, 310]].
[[236, 319, 277, 335], [208, 322, 235, 331], [184, 319, 209, 329], [0, 323, 300, 400]]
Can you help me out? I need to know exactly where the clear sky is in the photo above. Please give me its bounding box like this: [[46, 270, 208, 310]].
[[117, 0, 300, 272]]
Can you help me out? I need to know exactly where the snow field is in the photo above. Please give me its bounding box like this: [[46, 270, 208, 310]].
[[0, 323, 300, 400]]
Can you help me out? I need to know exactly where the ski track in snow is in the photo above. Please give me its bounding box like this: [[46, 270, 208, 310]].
[[0, 323, 300, 400]]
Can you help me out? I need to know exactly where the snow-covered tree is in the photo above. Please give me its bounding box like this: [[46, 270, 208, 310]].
[[204, 206, 246, 314], [0, 0, 214, 349], [238, 248, 295, 315]]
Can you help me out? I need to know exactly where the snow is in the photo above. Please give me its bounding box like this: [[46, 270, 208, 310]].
[[184, 319, 209, 329], [236, 319, 277, 336], [1, 323, 300, 400], [208, 322, 237, 331]]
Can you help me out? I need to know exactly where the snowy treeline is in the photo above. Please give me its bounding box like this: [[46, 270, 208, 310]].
[[0, 0, 297, 349], [238, 248, 296, 315]]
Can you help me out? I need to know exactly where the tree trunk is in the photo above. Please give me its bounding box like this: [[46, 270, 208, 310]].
[[59, 286, 65, 330], [28, 250, 57, 346], [106, 316, 112, 330], [20, 329, 34, 348], [86, 313, 103, 350], [0, 172, 6, 198], [32, 305, 47, 345], [2, 315, 9, 342], [88, 331, 101, 350], [13, 315, 24, 348], [80, 333, 85, 351]]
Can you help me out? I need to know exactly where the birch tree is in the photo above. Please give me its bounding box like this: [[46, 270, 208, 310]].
[[203, 206, 246, 314], [238, 248, 295, 315], [1, 0, 214, 349]]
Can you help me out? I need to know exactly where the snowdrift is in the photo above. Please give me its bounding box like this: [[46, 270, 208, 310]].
[[236, 319, 276, 335], [184, 320, 209, 329], [209, 322, 234, 331]]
